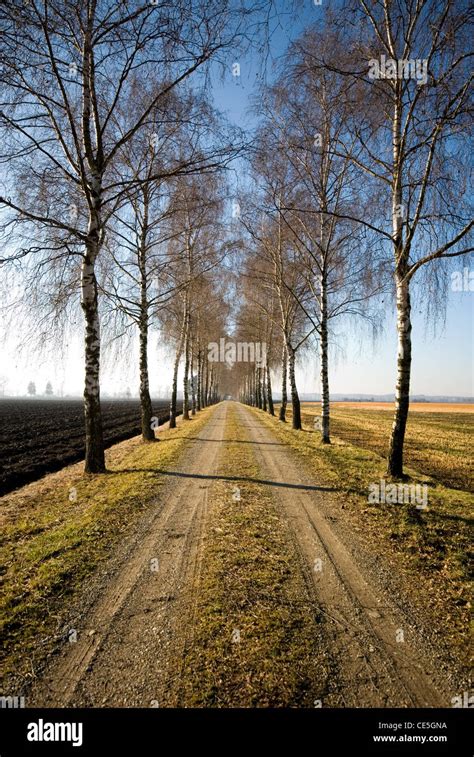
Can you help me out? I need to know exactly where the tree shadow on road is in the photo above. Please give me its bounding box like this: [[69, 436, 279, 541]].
[[112, 467, 336, 492], [173, 436, 286, 446]]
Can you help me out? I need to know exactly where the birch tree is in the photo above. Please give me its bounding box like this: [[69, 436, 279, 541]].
[[100, 92, 228, 439], [161, 171, 225, 426], [258, 29, 386, 443], [0, 0, 253, 472], [309, 2, 473, 474], [241, 193, 313, 429], [99, 157, 173, 441]]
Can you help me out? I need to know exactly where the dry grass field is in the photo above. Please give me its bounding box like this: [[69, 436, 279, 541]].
[[296, 403, 473, 492], [330, 402, 473, 413]]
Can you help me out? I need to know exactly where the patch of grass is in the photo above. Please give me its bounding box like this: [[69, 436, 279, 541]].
[[177, 405, 329, 707], [0, 408, 214, 683], [253, 406, 473, 658], [293, 403, 473, 491]]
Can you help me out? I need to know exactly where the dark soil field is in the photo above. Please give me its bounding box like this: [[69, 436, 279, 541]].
[[0, 398, 180, 495]]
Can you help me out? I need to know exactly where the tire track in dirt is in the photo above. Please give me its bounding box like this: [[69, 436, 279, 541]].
[[28, 405, 228, 707], [236, 404, 448, 707]]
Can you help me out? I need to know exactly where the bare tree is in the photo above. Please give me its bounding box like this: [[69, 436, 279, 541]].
[[306, 2, 473, 474], [257, 30, 386, 442], [241, 199, 313, 429], [159, 171, 226, 426], [0, 0, 250, 472], [100, 92, 226, 440]]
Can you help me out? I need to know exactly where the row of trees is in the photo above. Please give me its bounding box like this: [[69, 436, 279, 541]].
[[0, 1, 471, 481], [0, 0, 265, 471], [235, 1, 472, 477], [27, 381, 53, 396]]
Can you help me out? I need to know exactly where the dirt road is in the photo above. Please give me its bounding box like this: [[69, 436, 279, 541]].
[[29, 404, 227, 707], [28, 401, 456, 707], [234, 404, 450, 707]]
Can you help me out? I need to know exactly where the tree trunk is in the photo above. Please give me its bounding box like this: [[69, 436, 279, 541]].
[[182, 313, 190, 420], [170, 305, 186, 429], [262, 368, 267, 412], [169, 350, 180, 429], [196, 347, 202, 411], [191, 343, 196, 416], [203, 359, 209, 408], [138, 206, 155, 442], [139, 317, 155, 441], [279, 344, 287, 421], [287, 344, 301, 430], [266, 365, 274, 415], [319, 270, 330, 444], [81, 253, 105, 472], [387, 90, 411, 478], [207, 365, 213, 406], [255, 366, 261, 408], [387, 275, 412, 477], [81, 38, 105, 472]]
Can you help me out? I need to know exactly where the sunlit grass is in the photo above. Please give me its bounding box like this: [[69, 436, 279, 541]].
[[281, 403, 473, 492]]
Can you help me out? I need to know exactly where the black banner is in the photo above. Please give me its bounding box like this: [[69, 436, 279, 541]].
[[0, 708, 471, 755]]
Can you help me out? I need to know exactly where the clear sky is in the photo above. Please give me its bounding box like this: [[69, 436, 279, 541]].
[[0, 3, 472, 399], [207, 8, 473, 399]]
